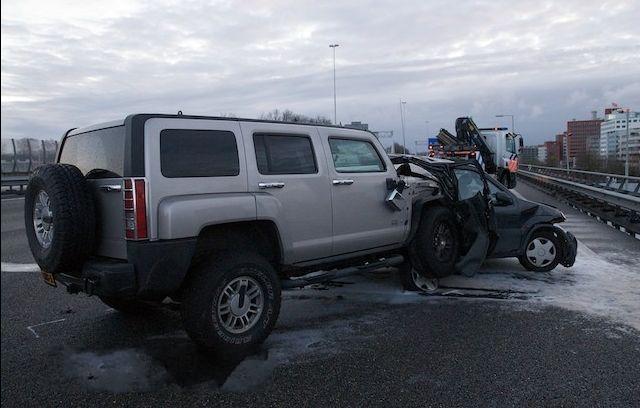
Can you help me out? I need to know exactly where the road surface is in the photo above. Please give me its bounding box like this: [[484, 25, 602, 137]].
[[2, 182, 639, 407]]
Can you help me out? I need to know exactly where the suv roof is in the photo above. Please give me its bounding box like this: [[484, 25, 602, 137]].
[[68, 113, 361, 136], [62, 113, 376, 178]]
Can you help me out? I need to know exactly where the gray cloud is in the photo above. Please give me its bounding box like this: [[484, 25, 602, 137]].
[[2, 0, 639, 147]]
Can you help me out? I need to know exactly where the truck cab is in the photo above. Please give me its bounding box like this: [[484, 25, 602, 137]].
[[479, 127, 522, 188]]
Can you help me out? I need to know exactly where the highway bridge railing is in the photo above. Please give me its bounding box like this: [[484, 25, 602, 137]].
[[1, 138, 59, 194], [519, 165, 640, 236]]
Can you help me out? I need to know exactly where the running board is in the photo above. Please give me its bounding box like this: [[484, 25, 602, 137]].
[[281, 255, 404, 289]]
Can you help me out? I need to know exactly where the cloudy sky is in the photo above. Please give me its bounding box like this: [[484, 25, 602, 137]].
[[2, 0, 639, 147]]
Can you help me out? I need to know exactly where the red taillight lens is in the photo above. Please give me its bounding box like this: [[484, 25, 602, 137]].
[[123, 178, 148, 240], [134, 179, 148, 239]]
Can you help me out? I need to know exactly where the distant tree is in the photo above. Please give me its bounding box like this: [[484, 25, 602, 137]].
[[602, 157, 625, 175], [260, 109, 332, 125], [546, 151, 559, 167], [575, 151, 602, 172]]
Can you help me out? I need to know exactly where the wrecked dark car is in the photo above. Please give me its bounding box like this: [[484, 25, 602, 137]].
[[390, 155, 577, 292]]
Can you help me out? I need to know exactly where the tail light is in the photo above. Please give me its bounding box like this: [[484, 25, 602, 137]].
[[123, 178, 148, 240]]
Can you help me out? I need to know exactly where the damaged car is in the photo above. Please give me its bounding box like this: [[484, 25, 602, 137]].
[[391, 155, 577, 292]]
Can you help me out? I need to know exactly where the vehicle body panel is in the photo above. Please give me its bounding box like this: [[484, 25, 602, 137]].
[[316, 127, 407, 255], [144, 118, 249, 241], [157, 193, 257, 239], [240, 121, 334, 264]]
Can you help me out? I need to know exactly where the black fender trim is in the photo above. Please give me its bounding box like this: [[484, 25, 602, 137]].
[[127, 238, 198, 299]]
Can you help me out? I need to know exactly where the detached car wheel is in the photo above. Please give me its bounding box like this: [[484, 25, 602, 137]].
[[399, 260, 439, 293], [519, 230, 561, 272], [181, 253, 281, 359], [24, 164, 95, 275]]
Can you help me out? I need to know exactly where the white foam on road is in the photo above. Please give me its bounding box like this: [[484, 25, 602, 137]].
[[469, 244, 640, 330], [1, 262, 40, 272], [296, 238, 640, 331]]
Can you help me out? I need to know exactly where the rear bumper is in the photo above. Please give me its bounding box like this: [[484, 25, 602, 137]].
[[57, 259, 136, 297], [56, 238, 197, 300]]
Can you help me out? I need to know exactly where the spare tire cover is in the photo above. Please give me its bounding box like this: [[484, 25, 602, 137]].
[[24, 164, 95, 275]]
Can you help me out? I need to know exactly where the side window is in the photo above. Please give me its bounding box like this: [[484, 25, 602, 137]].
[[253, 134, 317, 175], [328, 138, 385, 173], [160, 129, 239, 178], [454, 169, 485, 200]]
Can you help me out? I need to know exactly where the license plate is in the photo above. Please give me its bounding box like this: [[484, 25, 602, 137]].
[[41, 271, 57, 287]]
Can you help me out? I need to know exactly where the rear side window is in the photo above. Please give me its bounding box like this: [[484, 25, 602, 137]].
[[328, 138, 385, 172], [253, 134, 317, 175], [160, 129, 239, 178], [59, 126, 125, 178]]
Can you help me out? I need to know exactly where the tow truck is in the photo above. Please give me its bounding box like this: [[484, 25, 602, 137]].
[[430, 117, 523, 188]]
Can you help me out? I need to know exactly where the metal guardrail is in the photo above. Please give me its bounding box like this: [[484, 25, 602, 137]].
[[1, 138, 58, 194], [521, 165, 640, 196], [519, 165, 640, 235]]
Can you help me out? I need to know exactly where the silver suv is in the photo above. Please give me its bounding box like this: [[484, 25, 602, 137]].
[[24, 113, 575, 358]]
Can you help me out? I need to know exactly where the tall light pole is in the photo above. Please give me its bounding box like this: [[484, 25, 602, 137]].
[[496, 114, 515, 133], [329, 44, 339, 125], [400, 100, 407, 153]]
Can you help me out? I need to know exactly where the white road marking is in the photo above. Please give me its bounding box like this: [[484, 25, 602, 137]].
[[26, 318, 66, 338], [1, 262, 40, 272]]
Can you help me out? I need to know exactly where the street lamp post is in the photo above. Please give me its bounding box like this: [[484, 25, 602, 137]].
[[495, 114, 515, 133], [400, 100, 407, 153], [329, 44, 339, 125]]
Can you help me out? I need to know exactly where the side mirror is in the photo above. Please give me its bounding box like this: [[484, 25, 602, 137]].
[[494, 191, 514, 206]]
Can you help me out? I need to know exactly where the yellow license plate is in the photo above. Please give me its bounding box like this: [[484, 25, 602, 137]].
[[41, 271, 57, 287]]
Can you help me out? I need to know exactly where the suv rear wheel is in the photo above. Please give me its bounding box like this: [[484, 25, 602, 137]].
[[181, 252, 281, 359]]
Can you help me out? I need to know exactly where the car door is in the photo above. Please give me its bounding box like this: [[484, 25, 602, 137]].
[[486, 177, 522, 256], [241, 122, 333, 263], [316, 127, 406, 255]]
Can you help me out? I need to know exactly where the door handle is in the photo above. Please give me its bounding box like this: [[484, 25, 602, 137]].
[[332, 179, 354, 185], [99, 184, 122, 192], [258, 182, 285, 189]]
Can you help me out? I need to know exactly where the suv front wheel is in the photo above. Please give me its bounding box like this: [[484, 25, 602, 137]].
[[181, 253, 281, 359]]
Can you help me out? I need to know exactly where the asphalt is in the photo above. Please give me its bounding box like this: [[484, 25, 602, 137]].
[[2, 184, 640, 407]]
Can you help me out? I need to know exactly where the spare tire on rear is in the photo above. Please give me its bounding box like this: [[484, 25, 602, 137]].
[[24, 164, 95, 275]]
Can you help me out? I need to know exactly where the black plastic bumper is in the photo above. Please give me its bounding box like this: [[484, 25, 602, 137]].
[[559, 229, 578, 267], [57, 259, 136, 297], [56, 238, 197, 300]]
